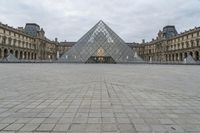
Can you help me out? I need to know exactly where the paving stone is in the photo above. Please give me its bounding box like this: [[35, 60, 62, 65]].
[[1, 131, 15, 133], [28, 118, 45, 124], [3, 124, 24, 131], [102, 124, 118, 132], [118, 124, 136, 132], [73, 117, 88, 123], [42, 118, 59, 124], [53, 124, 70, 131], [88, 118, 101, 123], [69, 124, 87, 132], [135, 124, 152, 132], [19, 124, 39, 131], [0, 118, 17, 124], [159, 118, 175, 125], [0, 64, 200, 133], [150, 124, 167, 132], [116, 117, 130, 123], [131, 118, 146, 124], [102, 117, 116, 123], [0, 124, 9, 130], [86, 124, 101, 132], [57, 117, 73, 123], [36, 124, 55, 131], [15, 118, 33, 124]]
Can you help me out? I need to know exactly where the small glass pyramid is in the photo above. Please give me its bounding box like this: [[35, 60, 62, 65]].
[[60, 20, 143, 63]]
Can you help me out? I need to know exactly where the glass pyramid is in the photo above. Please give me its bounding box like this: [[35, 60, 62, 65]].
[[60, 20, 143, 63]]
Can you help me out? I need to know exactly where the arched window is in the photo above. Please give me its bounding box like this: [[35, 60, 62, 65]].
[[189, 52, 193, 57], [15, 51, 18, 59], [180, 53, 183, 61], [176, 53, 179, 61], [20, 51, 23, 59], [169, 54, 171, 61], [34, 53, 37, 60], [195, 51, 199, 61], [28, 52, 30, 60], [4, 49, 8, 58], [24, 52, 27, 59], [31, 53, 34, 60], [0, 49, 2, 59], [184, 53, 187, 58], [172, 54, 174, 61], [10, 49, 14, 54]]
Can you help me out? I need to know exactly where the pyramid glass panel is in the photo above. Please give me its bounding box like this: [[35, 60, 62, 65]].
[[60, 20, 143, 63]]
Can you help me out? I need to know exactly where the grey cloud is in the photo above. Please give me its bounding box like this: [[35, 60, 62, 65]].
[[0, 0, 200, 42]]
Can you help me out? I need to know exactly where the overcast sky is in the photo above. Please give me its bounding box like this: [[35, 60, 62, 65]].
[[0, 0, 200, 43]]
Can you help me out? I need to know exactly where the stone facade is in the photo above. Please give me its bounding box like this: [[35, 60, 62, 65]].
[[1, 21, 200, 63], [57, 41, 76, 58], [0, 22, 57, 60], [58, 25, 200, 64], [136, 26, 200, 63]]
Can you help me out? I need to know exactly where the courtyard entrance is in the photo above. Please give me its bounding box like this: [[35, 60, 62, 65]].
[[86, 47, 116, 63], [86, 56, 116, 63]]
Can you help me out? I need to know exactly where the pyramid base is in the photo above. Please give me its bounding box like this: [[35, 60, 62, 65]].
[[86, 56, 116, 64]]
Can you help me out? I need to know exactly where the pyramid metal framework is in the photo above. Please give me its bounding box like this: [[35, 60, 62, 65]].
[[60, 20, 143, 63], [2, 54, 18, 62]]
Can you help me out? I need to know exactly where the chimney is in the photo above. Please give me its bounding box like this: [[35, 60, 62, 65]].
[[55, 38, 58, 42]]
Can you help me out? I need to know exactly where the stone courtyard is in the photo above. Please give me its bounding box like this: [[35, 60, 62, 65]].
[[0, 64, 200, 133]]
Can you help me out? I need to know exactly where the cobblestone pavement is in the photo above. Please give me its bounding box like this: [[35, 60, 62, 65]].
[[0, 64, 200, 133]]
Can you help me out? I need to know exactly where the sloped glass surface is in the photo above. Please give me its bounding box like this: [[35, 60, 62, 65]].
[[60, 20, 143, 63]]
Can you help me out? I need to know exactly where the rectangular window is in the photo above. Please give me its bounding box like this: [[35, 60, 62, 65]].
[[182, 43, 184, 48], [14, 39, 16, 46], [191, 41, 194, 47], [2, 37, 4, 44], [18, 40, 20, 47]]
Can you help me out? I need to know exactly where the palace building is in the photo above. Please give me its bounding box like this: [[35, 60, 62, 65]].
[[0, 22, 58, 61], [137, 26, 200, 63], [0, 20, 200, 63]]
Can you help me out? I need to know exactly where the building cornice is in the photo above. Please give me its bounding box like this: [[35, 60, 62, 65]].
[[0, 22, 34, 38]]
